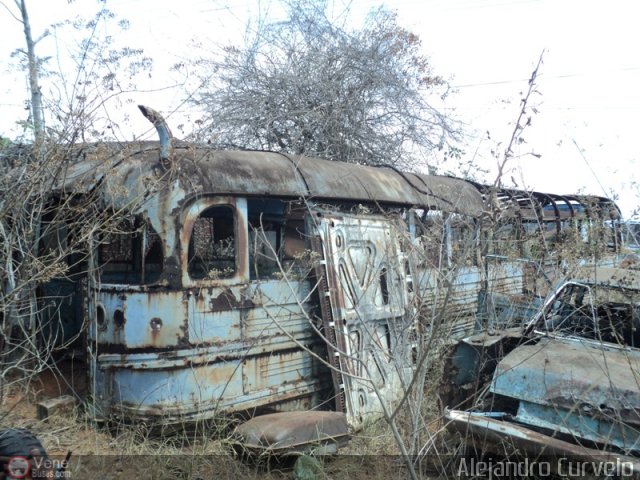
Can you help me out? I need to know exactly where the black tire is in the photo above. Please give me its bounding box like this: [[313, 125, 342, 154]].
[[0, 429, 48, 479]]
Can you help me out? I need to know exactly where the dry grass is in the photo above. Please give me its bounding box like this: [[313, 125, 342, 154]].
[[1, 381, 267, 479], [1, 378, 454, 480]]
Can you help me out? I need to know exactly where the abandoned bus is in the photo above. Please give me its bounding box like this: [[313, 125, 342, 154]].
[[29, 107, 622, 433]]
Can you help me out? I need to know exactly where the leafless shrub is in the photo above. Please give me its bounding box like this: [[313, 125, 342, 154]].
[[186, 0, 459, 170]]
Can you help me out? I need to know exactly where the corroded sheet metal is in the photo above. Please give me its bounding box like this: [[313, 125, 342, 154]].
[[93, 290, 188, 348], [39, 128, 626, 431], [92, 275, 332, 420], [492, 337, 640, 416], [491, 336, 640, 451], [516, 400, 640, 452], [96, 338, 330, 422], [294, 156, 483, 216], [413, 265, 483, 340], [405, 172, 482, 213]]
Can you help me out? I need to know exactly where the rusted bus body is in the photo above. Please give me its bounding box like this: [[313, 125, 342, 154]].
[[408, 186, 622, 338], [476, 186, 622, 267], [43, 137, 622, 427], [55, 143, 486, 426], [469, 185, 623, 330]]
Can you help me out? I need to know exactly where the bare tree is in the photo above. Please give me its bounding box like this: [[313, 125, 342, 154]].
[[188, 0, 459, 169], [15, 0, 45, 142], [0, 1, 152, 396]]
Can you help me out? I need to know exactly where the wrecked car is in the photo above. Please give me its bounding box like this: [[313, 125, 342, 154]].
[[443, 266, 640, 467]]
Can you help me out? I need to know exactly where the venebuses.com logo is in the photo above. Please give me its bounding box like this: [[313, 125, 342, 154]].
[[6, 456, 30, 479], [5, 455, 71, 479]]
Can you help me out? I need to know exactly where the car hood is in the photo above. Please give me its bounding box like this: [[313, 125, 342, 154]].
[[491, 336, 640, 426]]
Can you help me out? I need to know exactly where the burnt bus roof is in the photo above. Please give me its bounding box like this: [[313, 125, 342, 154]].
[[56, 142, 485, 216], [468, 180, 621, 221]]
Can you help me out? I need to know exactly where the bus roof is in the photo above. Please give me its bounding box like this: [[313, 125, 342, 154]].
[[56, 142, 485, 216]]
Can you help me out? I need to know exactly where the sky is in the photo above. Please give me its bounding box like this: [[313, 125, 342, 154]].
[[1, 0, 639, 217]]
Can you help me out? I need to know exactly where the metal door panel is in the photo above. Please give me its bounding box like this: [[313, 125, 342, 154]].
[[309, 210, 414, 427]]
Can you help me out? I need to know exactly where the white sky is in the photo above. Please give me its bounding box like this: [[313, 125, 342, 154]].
[[1, 0, 639, 217]]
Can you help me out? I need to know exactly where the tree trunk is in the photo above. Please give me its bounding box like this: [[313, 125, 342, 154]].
[[18, 0, 44, 142]]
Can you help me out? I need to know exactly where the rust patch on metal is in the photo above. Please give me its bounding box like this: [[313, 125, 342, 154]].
[[203, 288, 256, 313], [209, 289, 239, 312]]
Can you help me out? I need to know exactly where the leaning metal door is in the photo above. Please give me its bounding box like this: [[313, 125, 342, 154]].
[[308, 209, 414, 427]]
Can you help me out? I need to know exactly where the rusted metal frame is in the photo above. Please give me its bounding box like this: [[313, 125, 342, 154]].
[[442, 212, 482, 273], [520, 191, 549, 257], [579, 195, 622, 220], [534, 193, 561, 238], [594, 196, 623, 251], [518, 191, 545, 261], [550, 194, 581, 234], [555, 195, 579, 243], [557, 195, 576, 218], [179, 196, 249, 288], [469, 183, 620, 259], [575, 195, 617, 251], [578, 196, 596, 231], [483, 186, 528, 257], [308, 218, 347, 413], [538, 192, 576, 261], [469, 184, 514, 258]]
